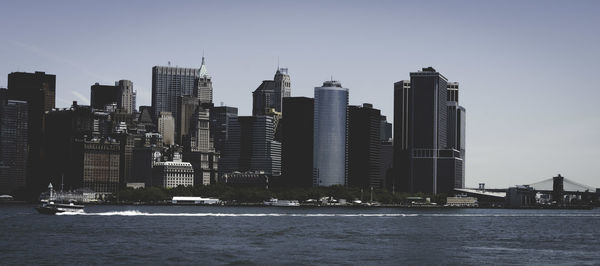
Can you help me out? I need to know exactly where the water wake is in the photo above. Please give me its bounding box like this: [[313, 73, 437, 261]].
[[55, 211, 600, 217]]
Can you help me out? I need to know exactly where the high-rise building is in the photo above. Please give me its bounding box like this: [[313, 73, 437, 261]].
[[116, 80, 134, 114], [0, 91, 28, 194], [380, 115, 392, 141], [281, 97, 314, 188], [210, 107, 240, 175], [90, 80, 134, 113], [176, 96, 200, 144], [158, 112, 175, 146], [252, 68, 291, 116], [348, 103, 382, 189], [441, 82, 466, 190], [152, 58, 212, 131], [184, 106, 219, 185], [236, 116, 281, 176], [7, 71, 55, 193], [196, 57, 213, 104], [313, 81, 348, 187], [393, 67, 465, 194]]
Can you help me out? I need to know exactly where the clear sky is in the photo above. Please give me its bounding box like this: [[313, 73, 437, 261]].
[[1, 0, 599, 188]]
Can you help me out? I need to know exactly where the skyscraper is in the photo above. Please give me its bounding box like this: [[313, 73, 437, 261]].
[[7, 71, 55, 194], [348, 103, 382, 189], [210, 106, 239, 175], [313, 81, 348, 187], [184, 106, 219, 185], [393, 67, 465, 194], [235, 116, 281, 176], [90, 80, 134, 113], [158, 112, 175, 146], [196, 57, 213, 104], [252, 68, 291, 116], [0, 91, 28, 194], [281, 97, 314, 188]]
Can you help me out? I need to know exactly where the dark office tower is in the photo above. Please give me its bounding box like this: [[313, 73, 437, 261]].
[[7, 71, 55, 193], [252, 68, 291, 116], [380, 115, 392, 141], [393, 67, 449, 194], [176, 96, 200, 144], [210, 106, 240, 175], [281, 97, 314, 188], [210, 106, 238, 152], [444, 82, 466, 189], [236, 116, 281, 176], [152, 65, 201, 121], [348, 104, 382, 189], [313, 81, 348, 187], [44, 102, 95, 190], [380, 140, 394, 190], [91, 83, 119, 110], [196, 56, 213, 104], [0, 94, 28, 194]]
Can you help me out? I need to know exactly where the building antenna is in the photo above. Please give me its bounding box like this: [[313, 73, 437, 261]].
[[277, 56, 280, 70]]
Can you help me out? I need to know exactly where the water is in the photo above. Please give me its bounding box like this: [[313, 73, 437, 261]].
[[2, 205, 600, 265]]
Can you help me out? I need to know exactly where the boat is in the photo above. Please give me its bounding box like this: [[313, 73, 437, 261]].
[[35, 201, 85, 215], [263, 198, 300, 207], [35, 182, 85, 215]]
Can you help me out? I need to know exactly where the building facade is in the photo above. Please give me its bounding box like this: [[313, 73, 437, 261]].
[[158, 112, 175, 146], [7, 71, 55, 193], [152, 153, 194, 188], [393, 67, 465, 194], [281, 97, 314, 188], [76, 138, 121, 194], [252, 68, 291, 116], [348, 103, 382, 189], [0, 93, 28, 194], [313, 81, 348, 187]]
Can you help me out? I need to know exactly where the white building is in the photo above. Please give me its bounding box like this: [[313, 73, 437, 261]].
[[152, 153, 194, 188]]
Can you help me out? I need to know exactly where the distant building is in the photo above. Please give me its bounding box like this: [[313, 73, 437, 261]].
[[152, 153, 194, 188], [281, 97, 314, 188], [252, 68, 291, 116], [506, 185, 537, 208], [380, 115, 392, 141], [176, 96, 199, 144], [210, 106, 240, 175], [74, 137, 121, 194], [0, 93, 28, 194], [236, 116, 281, 176], [393, 67, 466, 194], [90, 80, 134, 113], [158, 112, 175, 145], [196, 57, 213, 104], [348, 103, 382, 189], [152, 58, 212, 126], [7, 71, 55, 193], [184, 107, 219, 185], [313, 80, 348, 187]]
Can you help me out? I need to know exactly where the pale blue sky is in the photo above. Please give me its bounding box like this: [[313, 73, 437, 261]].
[[1, 0, 599, 188]]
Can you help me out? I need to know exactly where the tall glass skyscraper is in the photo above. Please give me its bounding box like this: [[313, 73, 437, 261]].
[[313, 81, 348, 187]]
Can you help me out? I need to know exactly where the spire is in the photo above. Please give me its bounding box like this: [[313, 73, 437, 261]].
[[199, 55, 209, 77]]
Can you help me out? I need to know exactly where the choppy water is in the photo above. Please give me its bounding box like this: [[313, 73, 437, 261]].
[[2, 205, 600, 265]]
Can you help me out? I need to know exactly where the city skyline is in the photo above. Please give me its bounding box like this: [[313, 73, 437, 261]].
[[1, 0, 599, 188]]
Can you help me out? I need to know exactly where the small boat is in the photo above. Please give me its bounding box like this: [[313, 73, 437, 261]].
[[36, 201, 85, 215]]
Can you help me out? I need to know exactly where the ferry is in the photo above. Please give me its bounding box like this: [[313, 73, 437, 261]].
[[35, 182, 85, 215], [263, 198, 300, 207], [35, 201, 85, 215]]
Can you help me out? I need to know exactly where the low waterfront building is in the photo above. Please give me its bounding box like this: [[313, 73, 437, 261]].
[[446, 196, 478, 207], [505, 185, 537, 208]]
